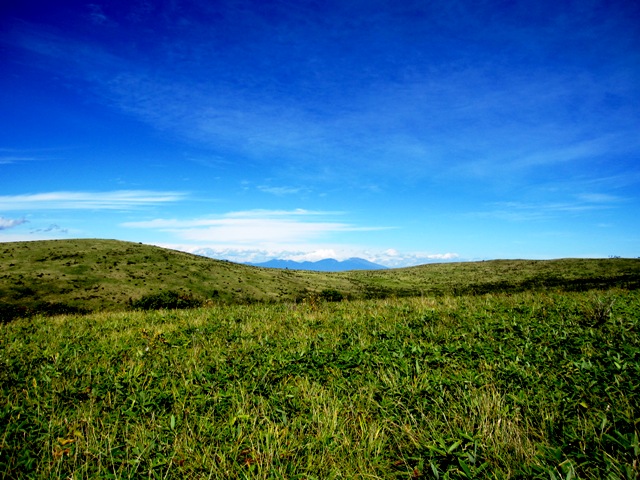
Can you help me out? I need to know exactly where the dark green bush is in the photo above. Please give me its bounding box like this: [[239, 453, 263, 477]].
[[0, 303, 29, 323], [32, 301, 88, 317], [0, 301, 87, 323], [130, 290, 203, 310], [319, 288, 344, 302]]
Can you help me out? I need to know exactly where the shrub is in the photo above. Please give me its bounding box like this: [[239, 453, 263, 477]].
[[0, 303, 29, 323], [1, 301, 88, 323], [319, 288, 344, 302], [130, 290, 203, 310], [32, 301, 88, 317]]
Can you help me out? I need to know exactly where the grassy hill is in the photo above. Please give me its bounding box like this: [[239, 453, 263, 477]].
[[1, 239, 639, 321], [0, 239, 354, 319], [1, 239, 639, 478]]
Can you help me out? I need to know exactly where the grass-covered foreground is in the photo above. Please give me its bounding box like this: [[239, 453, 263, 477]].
[[1, 289, 638, 478]]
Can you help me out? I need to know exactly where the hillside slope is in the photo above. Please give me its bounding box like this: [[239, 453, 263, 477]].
[[1, 239, 639, 320], [0, 239, 356, 316]]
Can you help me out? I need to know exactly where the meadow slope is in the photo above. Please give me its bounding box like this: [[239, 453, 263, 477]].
[[1, 291, 638, 478], [1, 239, 639, 321], [1, 239, 639, 478]]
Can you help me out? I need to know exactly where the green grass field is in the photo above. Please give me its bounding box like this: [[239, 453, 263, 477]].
[[1, 240, 639, 478]]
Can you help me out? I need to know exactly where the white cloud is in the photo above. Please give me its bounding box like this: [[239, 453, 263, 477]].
[[225, 208, 340, 218], [0, 190, 186, 210], [0, 156, 35, 165], [368, 250, 460, 268], [126, 210, 456, 267], [258, 185, 303, 195], [178, 219, 350, 244], [287, 249, 340, 262], [87, 4, 109, 25], [0, 217, 28, 230], [511, 134, 638, 170], [475, 193, 623, 222], [575, 193, 622, 204], [124, 209, 388, 245], [9, 6, 639, 190], [30, 224, 68, 234], [158, 242, 459, 268]]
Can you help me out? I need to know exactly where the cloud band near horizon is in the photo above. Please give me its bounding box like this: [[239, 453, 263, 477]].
[[0, 190, 187, 210]]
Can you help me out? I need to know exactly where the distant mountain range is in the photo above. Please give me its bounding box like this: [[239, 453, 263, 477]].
[[248, 257, 388, 272]]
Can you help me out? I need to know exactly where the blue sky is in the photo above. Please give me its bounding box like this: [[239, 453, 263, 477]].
[[1, 0, 639, 266]]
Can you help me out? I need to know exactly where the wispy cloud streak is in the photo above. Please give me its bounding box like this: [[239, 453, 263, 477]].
[[0, 190, 186, 210], [475, 193, 624, 222], [0, 217, 28, 230], [123, 210, 391, 245], [9, 9, 638, 184]]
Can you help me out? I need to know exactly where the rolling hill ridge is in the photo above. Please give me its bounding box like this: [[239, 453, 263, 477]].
[[1, 238, 639, 321]]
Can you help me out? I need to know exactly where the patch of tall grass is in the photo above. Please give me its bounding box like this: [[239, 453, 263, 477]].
[[1, 290, 638, 478]]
